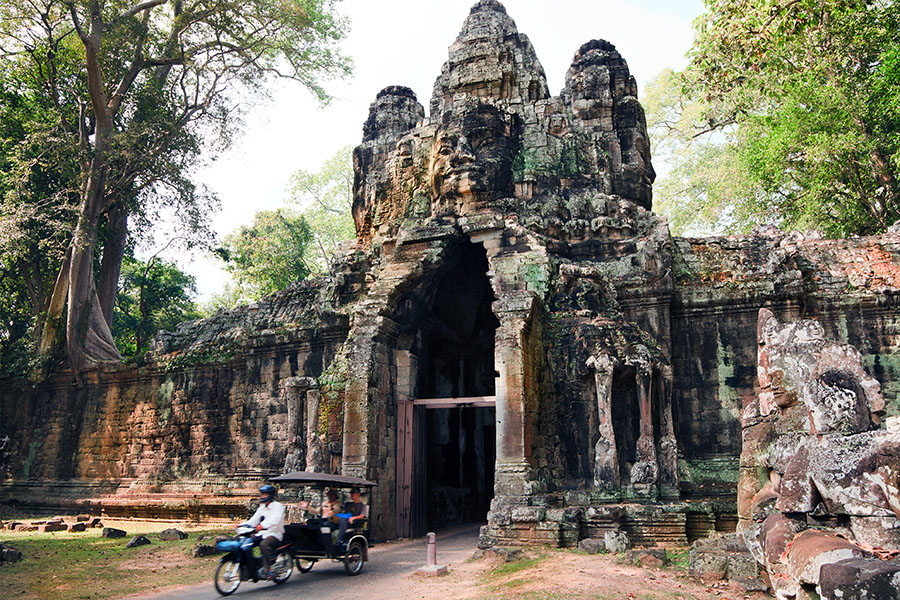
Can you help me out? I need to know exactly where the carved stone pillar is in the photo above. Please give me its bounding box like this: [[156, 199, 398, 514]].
[[655, 363, 679, 498], [586, 353, 618, 491], [305, 389, 324, 472], [493, 294, 537, 496], [280, 376, 317, 473], [626, 346, 658, 487]]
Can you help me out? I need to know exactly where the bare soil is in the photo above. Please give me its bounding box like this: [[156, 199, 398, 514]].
[[393, 550, 763, 600]]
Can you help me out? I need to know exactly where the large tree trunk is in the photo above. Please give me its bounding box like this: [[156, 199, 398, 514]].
[[65, 161, 122, 372], [38, 246, 72, 357], [97, 203, 129, 327]]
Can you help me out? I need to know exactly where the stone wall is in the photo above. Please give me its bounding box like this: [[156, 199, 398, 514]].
[[0, 280, 352, 516], [671, 229, 900, 495]]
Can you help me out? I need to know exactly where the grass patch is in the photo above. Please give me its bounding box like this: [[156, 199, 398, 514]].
[[487, 554, 545, 578], [0, 521, 230, 600], [665, 546, 690, 573]]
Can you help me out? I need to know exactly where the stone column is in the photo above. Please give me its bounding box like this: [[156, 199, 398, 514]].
[[626, 346, 658, 488], [655, 363, 679, 498], [280, 377, 317, 473], [586, 353, 619, 491], [305, 389, 324, 472], [493, 294, 537, 496]]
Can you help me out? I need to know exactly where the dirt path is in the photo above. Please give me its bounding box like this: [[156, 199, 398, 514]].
[[134, 525, 760, 600]]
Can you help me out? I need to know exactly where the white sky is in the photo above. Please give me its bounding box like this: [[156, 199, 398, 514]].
[[165, 0, 705, 301]]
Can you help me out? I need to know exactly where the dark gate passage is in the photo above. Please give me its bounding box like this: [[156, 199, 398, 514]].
[[409, 240, 499, 534], [423, 405, 495, 529]]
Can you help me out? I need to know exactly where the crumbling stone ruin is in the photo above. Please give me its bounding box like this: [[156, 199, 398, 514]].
[[2, 1, 900, 576], [739, 308, 900, 599]]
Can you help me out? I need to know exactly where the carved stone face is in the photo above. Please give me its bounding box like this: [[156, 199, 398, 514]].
[[430, 102, 514, 208]]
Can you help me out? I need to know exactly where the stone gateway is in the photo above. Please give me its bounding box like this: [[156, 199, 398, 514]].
[[2, 0, 900, 557]]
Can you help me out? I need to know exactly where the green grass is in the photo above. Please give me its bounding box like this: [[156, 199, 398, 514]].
[[0, 523, 230, 600], [666, 546, 690, 573], [486, 554, 545, 577]]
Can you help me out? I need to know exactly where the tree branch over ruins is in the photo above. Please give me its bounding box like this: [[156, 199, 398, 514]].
[[0, 0, 351, 374]]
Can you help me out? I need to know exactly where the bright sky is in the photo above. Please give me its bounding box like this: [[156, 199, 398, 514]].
[[171, 0, 705, 301]]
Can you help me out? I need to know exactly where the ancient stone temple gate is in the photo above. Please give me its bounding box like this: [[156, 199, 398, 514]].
[[2, 0, 900, 548]]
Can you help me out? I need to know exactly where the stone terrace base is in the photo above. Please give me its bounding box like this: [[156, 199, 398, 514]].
[[481, 494, 737, 549], [0, 478, 261, 522]]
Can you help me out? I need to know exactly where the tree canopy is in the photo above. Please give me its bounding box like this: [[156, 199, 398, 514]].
[[217, 208, 314, 301], [287, 145, 354, 272], [648, 0, 900, 237], [112, 253, 201, 357], [0, 0, 350, 373]]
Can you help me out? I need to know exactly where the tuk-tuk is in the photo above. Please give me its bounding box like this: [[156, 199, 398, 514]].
[[271, 470, 376, 576]]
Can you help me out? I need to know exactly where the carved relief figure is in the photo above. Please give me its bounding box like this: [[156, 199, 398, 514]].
[[430, 100, 517, 215]]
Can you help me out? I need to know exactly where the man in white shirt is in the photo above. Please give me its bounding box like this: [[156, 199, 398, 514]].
[[242, 484, 285, 577]]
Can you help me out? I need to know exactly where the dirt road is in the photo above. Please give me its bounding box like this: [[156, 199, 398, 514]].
[[137, 525, 482, 600]]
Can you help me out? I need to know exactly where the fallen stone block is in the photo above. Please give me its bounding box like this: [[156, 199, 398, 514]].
[[102, 527, 127, 539], [689, 548, 727, 581], [89, 518, 103, 528], [626, 548, 667, 568], [158, 528, 188, 541], [472, 547, 524, 562], [5, 521, 22, 530], [787, 530, 870, 586], [604, 530, 630, 554], [37, 522, 67, 533], [191, 543, 222, 557], [125, 535, 151, 549], [819, 557, 900, 600], [67, 522, 86, 532], [14, 524, 36, 532], [577, 537, 604, 554], [75, 514, 91, 522], [0, 543, 23, 564]]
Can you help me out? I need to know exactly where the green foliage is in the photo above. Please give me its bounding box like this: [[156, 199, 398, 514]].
[[0, 0, 351, 366], [0, 44, 82, 373], [287, 146, 355, 271], [112, 255, 201, 357], [218, 208, 314, 300], [649, 1, 900, 236]]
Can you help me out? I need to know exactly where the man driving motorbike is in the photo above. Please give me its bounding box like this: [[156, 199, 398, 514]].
[[241, 484, 285, 578]]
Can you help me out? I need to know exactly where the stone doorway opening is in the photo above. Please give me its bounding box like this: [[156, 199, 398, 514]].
[[395, 239, 499, 537]]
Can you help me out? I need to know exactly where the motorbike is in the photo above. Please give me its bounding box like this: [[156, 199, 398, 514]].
[[213, 525, 294, 596]]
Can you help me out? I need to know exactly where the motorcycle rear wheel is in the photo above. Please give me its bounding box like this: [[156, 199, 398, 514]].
[[214, 558, 242, 596], [296, 557, 315, 573], [272, 550, 294, 584]]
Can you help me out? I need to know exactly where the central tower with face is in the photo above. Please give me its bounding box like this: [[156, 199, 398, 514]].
[[345, 0, 673, 544], [430, 101, 517, 215]]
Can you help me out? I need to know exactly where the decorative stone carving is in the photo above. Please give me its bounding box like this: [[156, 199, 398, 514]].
[[740, 309, 900, 599], [587, 353, 618, 490]]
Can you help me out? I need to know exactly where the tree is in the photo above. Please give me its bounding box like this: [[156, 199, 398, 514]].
[[112, 253, 200, 357], [287, 145, 354, 271], [218, 208, 314, 300], [643, 69, 759, 235], [0, 0, 350, 373], [653, 0, 900, 236]]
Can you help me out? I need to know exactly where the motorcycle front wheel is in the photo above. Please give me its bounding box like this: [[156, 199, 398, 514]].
[[214, 557, 242, 596]]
